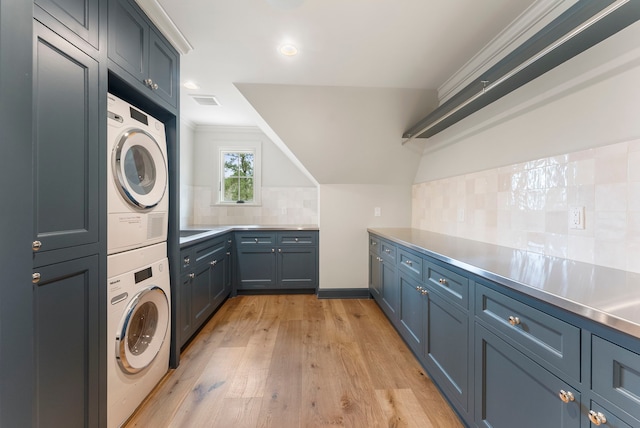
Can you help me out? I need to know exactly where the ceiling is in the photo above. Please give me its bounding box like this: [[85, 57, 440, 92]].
[[155, 0, 537, 127]]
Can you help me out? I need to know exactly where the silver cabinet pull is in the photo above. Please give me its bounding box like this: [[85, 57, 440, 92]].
[[226, 252, 231, 256], [32, 273, 41, 284], [405, 260, 413, 266], [278, 248, 282, 253], [271, 248, 275, 253], [188, 273, 195, 279], [295, 237, 299, 242], [508, 316, 521, 326], [210, 260, 217, 266], [588, 411, 607, 425], [421, 289, 428, 296], [255, 238, 259, 243], [438, 278, 447, 285], [184, 256, 190, 265], [371, 241, 377, 246], [384, 249, 390, 254], [32, 241, 42, 251], [144, 78, 158, 90], [558, 390, 574, 403]]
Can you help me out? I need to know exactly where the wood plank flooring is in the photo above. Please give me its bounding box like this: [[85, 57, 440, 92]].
[[125, 295, 463, 428]]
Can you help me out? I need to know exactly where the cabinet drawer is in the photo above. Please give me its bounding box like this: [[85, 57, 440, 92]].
[[398, 248, 422, 279], [193, 238, 226, 265], [236, 232, 276, 246], [369, 235, 380, 254], [476, 284, 580, 381], [425, 261, 469, 309], [180, 248, 195, 272], [277, 231, 317, 246], [592, 336, 640, 418], [379, 240, 396, 264]]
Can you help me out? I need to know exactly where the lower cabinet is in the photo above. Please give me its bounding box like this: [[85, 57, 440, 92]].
[[398, 273, 424, 354], [475, 324, 581, 428], [235, 231, 318, 291], [179, 234, 232, 347]]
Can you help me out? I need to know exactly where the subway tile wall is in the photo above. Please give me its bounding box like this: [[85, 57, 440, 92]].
[[412, 139, 640, 273], [188, 186, 318, 226]]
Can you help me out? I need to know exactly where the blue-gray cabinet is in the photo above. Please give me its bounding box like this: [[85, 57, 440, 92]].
[[179, 234, 232, 347], [34, 0, 101, 52], [475, 324, 581, 428], [368, 231, 640, 428], [107, 0, 178, 108], [235, 231, 318, 292]]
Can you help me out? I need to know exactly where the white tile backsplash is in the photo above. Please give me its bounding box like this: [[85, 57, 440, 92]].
[[412, 139, 640, 273]]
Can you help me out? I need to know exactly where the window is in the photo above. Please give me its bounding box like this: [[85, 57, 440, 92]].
[[220, 150, 255, 203]]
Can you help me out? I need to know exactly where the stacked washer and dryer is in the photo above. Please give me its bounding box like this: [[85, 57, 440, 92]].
[[106, 93, 171, 428]]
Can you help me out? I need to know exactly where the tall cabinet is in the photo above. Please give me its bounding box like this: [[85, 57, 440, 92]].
[[0, 0, 180, 426]]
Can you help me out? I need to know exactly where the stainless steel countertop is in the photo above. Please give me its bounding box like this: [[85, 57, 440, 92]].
[[179, 225, 319, 247], [369, 227, 640, 340]]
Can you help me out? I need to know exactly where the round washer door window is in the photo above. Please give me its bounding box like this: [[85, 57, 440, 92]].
[[116, 286, 169, 374], [113, 129, 167, 210]]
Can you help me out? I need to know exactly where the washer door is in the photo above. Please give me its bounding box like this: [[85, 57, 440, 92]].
[[116, 286, 169, 374], [113, 129, 167, 210]]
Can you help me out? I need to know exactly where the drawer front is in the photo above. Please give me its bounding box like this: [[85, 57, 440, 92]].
[[194, 238, 226, 264], [398, 248, 422, 280], [424, 261, 469, 309], [277, 231, 318, 246], [369, 235, 380, 255], [476, 284, 580, 381], [592, 336, 640, 418], [181, 248, 195, 272], [379, 239, 396, 264], [236, 232, 276, 246]]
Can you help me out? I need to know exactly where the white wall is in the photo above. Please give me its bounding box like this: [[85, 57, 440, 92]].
[[179, 120, 196, 228], [412, 20, 640, 273], [187, 125, 318, 226], [319, 184, 411, 290]]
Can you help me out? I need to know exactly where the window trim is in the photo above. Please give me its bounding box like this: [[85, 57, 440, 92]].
[[216, 145, 261, 206]]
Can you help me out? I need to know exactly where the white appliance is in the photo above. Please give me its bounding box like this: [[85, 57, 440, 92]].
[[107, 93, 168, 255], [107, 242, 171, 428]]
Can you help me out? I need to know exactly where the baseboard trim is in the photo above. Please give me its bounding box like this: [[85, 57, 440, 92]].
[[316, 288, 371, 299]]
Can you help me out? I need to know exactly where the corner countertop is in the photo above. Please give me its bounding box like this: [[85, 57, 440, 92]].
[[179, 225, 319, 247], [368, 227, 640, 340]]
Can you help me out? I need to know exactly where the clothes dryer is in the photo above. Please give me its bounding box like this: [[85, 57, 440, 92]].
[[107, 242, 170, 427], [107, 93, 168, 255]]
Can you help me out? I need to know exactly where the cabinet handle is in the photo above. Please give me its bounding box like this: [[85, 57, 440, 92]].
[[271, 248, 275, 253], [421, 289, 428, 296], [438, 278, 447, 285], [228, 239, 232, 244], [188, 273, 195, 279], [416, 286, 423, 291], [508, 316, 521, 326], [384, 248, 390, 254], [32, 272, 41, 284], [295, 237, 299, 242], [278, 248, 282, 253], [32, 240, 42, 251], [226, 252, 231, 256], [255, 238, 259, 243], [184, 256, 190, 265], [210, 260, 217, 266], [405, 260, 413, 266], [143, 78, 158, 90], [588, 411, 607, 425], [378, 257, 383, 263], [372, 241, 377, 246], [558, 390, 574, 403]]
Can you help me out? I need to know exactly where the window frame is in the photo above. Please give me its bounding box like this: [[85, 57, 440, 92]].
[[217, 145, 261, 206]]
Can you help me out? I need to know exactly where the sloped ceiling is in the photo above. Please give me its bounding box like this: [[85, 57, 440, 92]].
[[236, 84, 437, 185]]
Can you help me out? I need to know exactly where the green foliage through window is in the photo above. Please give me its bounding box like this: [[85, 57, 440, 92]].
[[222, 151, 254, 203]]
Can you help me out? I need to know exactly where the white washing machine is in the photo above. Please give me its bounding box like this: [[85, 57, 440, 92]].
[[107, 93, 168, 255], [107, 242, 171, 428]]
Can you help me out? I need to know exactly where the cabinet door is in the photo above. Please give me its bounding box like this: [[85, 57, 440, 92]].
[[192, 262, 214, 325], [475, 324, 581, 428], [34, 256, 99, 427], [424, 290, 469, 412], [107, 0, 147, 81], [380, 260, 398, 320], [236, 247, 276, 289], [33, 23, 99, 253], [398, 273, 424, 355], [34, 0, 100, 50], [210, 256, 226, 307], [276, 246, 317, 288], [369, 251, 382, 300], [179, 273, 193, 347], [148, 29, 178, 107]]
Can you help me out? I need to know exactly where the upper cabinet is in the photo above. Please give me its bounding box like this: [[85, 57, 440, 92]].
[[34, 0, 101, 53], [107, 0, 178, 109]]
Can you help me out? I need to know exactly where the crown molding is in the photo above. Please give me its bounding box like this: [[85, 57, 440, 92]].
[[438, 0, 578, 103], [135, 0, 193, 55]]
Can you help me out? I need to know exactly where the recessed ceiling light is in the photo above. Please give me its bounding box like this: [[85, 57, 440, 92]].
[[279, 44, 298, 56], [183, 81, 200, 90]]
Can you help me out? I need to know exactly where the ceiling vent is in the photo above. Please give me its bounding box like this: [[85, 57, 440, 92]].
[[190, 95, 220, 106]]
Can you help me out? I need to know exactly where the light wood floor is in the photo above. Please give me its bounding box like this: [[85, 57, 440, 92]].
[[125, 295, 463, 428]]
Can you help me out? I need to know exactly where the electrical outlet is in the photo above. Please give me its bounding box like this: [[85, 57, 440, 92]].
[[374, 207, 381, 217], [569, 206, 585, 230]]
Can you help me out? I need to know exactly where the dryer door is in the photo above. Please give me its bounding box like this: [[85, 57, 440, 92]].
[[112, 129, 167, 210], [116, 286, 169, 374]]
